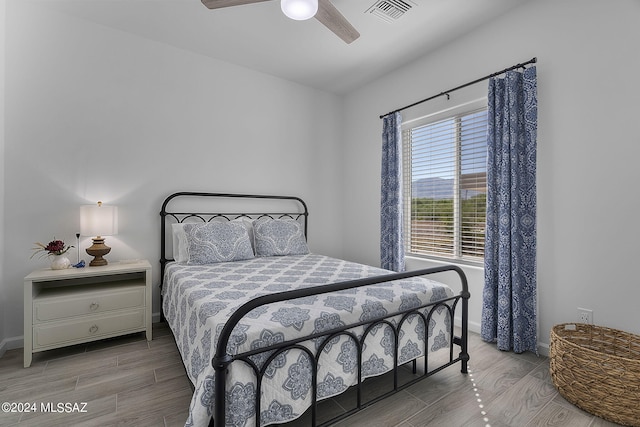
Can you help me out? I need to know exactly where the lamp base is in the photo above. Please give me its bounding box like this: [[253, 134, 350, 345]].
[[86, 237, 111, 267]]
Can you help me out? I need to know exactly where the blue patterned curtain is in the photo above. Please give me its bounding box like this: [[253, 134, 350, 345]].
[[381, 112, 405, 272], [481, 67, 537, 353]]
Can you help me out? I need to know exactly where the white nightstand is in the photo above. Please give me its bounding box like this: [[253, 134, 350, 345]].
[[23, 260, 152, 367]]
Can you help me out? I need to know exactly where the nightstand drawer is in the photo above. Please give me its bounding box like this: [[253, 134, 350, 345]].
[[34, 283, 145, 323], [33, 308, 146, 348]]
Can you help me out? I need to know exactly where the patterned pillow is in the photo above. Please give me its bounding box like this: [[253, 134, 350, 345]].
[[183, 222, 254, 265], [253, 217, 309, 256]]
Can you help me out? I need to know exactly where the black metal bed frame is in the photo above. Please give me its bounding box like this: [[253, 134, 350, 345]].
[[160, 192, 470, 427]]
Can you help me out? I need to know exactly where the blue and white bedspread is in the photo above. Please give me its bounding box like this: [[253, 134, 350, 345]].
[[162, 254, 454, 427]]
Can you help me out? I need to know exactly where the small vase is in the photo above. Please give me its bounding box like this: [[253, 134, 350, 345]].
[[51, 255, 71, 270]]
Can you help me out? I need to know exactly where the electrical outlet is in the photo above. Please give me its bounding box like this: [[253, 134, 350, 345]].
[[577, 307, 593, 324]]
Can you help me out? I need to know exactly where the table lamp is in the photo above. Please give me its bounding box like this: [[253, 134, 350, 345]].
[[80, 201, 118, 266]]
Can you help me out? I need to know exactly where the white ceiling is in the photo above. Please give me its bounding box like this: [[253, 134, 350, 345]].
[[35, 0, 531, 94]]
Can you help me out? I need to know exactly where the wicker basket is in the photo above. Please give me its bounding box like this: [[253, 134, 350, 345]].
[[550, 323, 640, 426]]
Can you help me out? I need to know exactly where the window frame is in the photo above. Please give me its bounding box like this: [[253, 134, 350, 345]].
[[402, 98, 487, 266]]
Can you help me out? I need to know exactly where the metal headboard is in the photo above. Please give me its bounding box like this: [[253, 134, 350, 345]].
[[159, 191, 309, 283]]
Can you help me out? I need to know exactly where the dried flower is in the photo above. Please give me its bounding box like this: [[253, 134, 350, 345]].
[[31, 238, 74, 259]]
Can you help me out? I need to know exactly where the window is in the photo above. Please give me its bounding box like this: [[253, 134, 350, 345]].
[[403, 107, 487, 262]]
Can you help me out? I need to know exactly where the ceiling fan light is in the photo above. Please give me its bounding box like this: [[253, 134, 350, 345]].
[[281, 0, 318, 21]]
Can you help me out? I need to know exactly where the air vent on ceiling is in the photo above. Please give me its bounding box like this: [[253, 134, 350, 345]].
[[366, 0, 416, 23]]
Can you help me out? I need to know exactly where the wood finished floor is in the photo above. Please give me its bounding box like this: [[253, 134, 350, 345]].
[[0, 323, 623, 427]]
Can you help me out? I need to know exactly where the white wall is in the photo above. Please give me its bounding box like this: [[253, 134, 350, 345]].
[[342, 0, 640, 352], [2, 1, 345, 344], [0, 0, 7, 357], [4, 0, 640, 355]]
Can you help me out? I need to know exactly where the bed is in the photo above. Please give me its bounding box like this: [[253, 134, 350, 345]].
[[160, 192, 470, 427]]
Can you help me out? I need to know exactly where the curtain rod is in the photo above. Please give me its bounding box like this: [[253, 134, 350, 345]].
[[379, 57, 537, 119]]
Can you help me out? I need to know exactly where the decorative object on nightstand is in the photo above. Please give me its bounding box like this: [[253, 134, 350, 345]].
[[50, 255, 71, 270], [23, 260, 152, 367], [31, 238, 74, 270], [80, 201, 118, 267]]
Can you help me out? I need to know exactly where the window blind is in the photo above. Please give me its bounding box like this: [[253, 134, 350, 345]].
[[403, 108, 487, 261]]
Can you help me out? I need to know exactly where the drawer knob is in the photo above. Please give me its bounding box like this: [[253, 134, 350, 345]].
[[89, 302, 100, 311], [89, 324, 99, 334]]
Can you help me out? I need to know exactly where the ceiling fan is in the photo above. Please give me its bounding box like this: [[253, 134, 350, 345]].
[[200, 0, 360, 44]]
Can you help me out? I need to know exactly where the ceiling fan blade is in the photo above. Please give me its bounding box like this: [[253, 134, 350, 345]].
[[315, 0, 360, 44], [201, 0, 272, 10]]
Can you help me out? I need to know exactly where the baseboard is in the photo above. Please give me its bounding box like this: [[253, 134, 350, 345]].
[[537, 341, 550, 357], [1, 315, 546, 358], [0, 335, 24, 358], [454, 316, 481, 335], [455, 316, 549, 357], [467, 320, 481, 334]]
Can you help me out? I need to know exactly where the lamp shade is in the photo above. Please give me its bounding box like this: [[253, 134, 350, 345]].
[[80, 202, 118, 237], [281, 0, 318, 20]]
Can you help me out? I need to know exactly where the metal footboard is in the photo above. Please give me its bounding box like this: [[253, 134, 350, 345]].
[[211, 265, 469, 427]]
